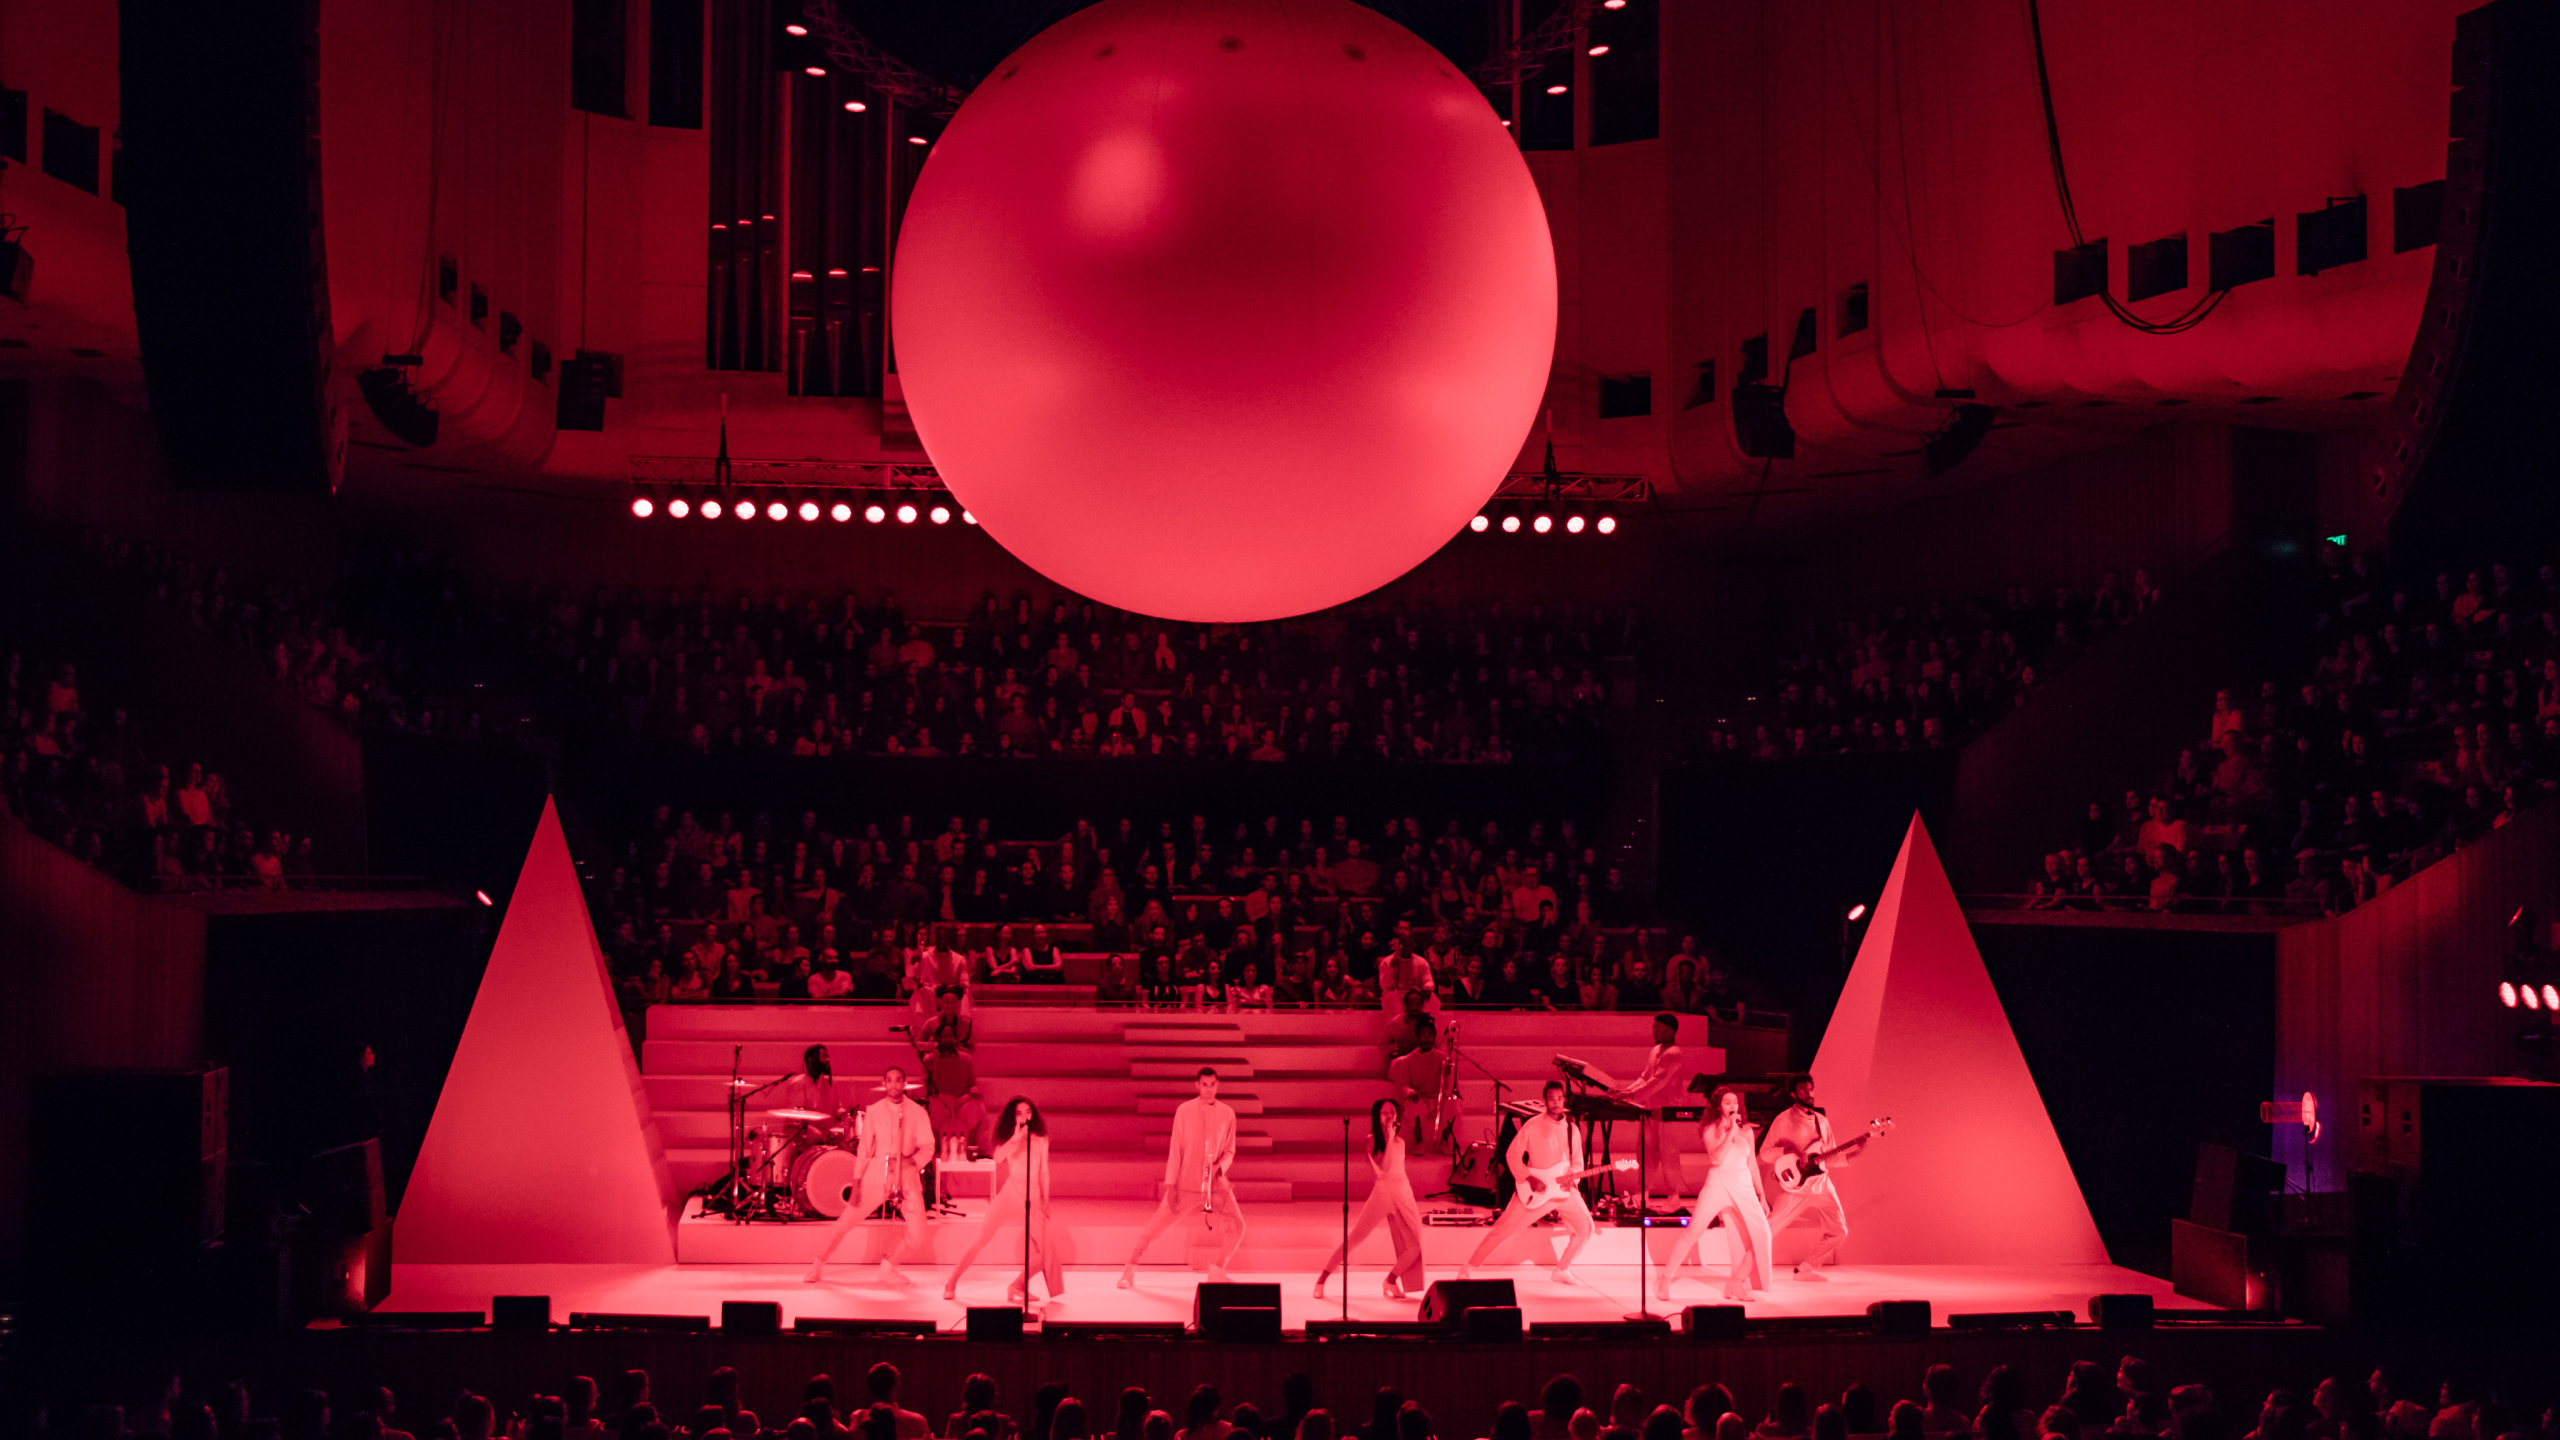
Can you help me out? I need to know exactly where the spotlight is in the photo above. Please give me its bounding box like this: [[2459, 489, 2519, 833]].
[[765, 499, 789, 521], [2526, 985, 2545, 1011], [1602, 0, 1626, 8], [1469, 515, 1490, 533], [797, 500, 821, 522], [864, 503, 886, 524], [668, 496, 692, 519], [783, 22, 809, 36], [1596, 515, 1617, 534], [830, 500, 853, 522], [630, 495, 655, 519], [1545, 84, 1568, 95], [1565, 515, 1586, 534], [701, 497, 724, 519], [895, 503, 918, 524], [1532, 514, 1553, 534], [2501, 982, 2520, 1008], [803, 65, 827, 77], [908, 136, 929, 146], [961, 510, 978, 525], [735, 497, 756, 521], [475, 889, 493, 906], [1588, 43, 1610, 55], [2546, 984, 2560, 1010], [928, 505, 951, 525], [1500, 515, 1521, 534], [843, 99, 868, 112], [1847, 903, 1869, 922]]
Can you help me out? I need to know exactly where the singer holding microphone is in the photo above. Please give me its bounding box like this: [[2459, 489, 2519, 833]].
[[805, 1063, 935, 1285], [1117, 1066, 1247, 1288], [1654, 1083, 1772, 1302]]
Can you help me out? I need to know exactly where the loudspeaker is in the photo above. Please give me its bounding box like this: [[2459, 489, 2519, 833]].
[[1448, 1143, 1501, 1208], [1948, 1311, 2074, 1331], [567, 1313, 710, 1332], [291, 1222, 392, 1319], [722, 1301, 782, 1335], [1417, 1278, 1518, 1325], [1194, 1283, 1282, 1338], [491, 1295, 551, 1332], [1202, 1307, 1282, 1343], [2089, 1293, 2155, 1331], [557, 355, 613, 431], [2170, 1219, 2271, 1311], [0, 237, 29, 304], [1865, 1300, 1930, 1334], [356, 367, 439, 450], [966, 1306, 1024, 1342], [306, 1139, 386, 1235], [1923, 404, 1999, 476], [30, 1067, 229, 1294], [2191, 1143, 2286, 1235], [1682, 1305, 1746, 1340], [1460, 1306, 1523, 1342], [1731, 382, 1794, 459]]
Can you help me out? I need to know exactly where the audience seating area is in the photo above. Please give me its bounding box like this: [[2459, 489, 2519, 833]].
[[2005, 554, 2560, 916]]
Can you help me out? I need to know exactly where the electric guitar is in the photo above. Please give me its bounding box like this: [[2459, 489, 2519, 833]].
[[1769, 1117, 1893, 1193], [1515, 1157, 1639, 1210]]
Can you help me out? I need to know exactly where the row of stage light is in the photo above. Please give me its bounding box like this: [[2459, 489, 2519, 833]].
[[2499, 981, 2560, 1010], [628, 491, 974, 527], [1468, 511, 1620, 536]]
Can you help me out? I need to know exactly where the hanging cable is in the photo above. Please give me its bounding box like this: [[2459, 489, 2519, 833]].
[[2025, 0, 2225, 335]]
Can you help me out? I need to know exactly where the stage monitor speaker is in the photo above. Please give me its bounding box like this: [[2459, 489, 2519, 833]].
[[722, 1301, 782, 1335], [348, 1311, 483, 1329], [491, 1295, 551, 1332], [1948, 1310, 2075, 1331], [795, 1317, 940, 1337], [1203, 1307, 1283, 1343], [1460, 1306, 1523, 1343], [1195, 1283, 1282, 1340], [1530, 1319, 1673, 1341], [1865, 1300, 1931, 1335], [1418, 1278, 1518, 1325], [568, 1312, 708, 1332], [1731, 382, 1794, 459], [2090, 1294, 2155, 1331], [965, 1307, 1024, 1342], [1682, 1305, 1746, 1341]]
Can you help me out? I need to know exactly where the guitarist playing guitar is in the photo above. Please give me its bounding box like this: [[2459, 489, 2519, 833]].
[[1758, 1073, 1889, 1281], [1457, 1079, 1636, 1286]]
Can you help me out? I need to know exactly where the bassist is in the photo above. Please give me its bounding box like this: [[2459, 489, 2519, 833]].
[[1758, 1073, 1870, 1280]]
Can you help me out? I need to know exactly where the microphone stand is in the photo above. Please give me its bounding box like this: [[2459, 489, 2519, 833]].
[[1340, 1118, 1351, 1322], [1022, 1127, 1035, 1313], [1431, 1032, 1510, 1200]]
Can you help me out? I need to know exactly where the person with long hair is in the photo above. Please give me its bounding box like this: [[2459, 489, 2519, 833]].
[[1313, 1098, 1428, 1299], [1655, 1084, 1772, 1301], [942, 1096, 1064, 1304]]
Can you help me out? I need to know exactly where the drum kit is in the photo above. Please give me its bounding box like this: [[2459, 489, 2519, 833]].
[[711, 1057, 941, 1222]]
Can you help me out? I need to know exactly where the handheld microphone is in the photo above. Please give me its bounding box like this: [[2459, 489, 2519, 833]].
[[889, 1024, 910, 1032]]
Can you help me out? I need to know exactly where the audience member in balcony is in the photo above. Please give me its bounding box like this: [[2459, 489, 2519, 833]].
[[1576, 962, 1617, 1015], [1143, 955, 1184, 1011], [1376, 936, 1435, 1013], [710, 956, 754, 1001], [1094, 955, 1140, 1007], [1231, 964, 1274, 1013], [669, 959, 710, 1003]]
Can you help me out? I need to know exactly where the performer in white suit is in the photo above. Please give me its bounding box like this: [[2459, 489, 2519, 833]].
[[804, 1065, 934, 1285], [1314, 1097, 1427, 1299], [943, 1096, 1063, 1304], [1655, 1084, 1772, 1301], [1117, 1067, 1246, 1287]]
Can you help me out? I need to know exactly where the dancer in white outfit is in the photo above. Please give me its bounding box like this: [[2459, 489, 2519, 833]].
[[1314, 1098, 1428, 1299], [943, 1096, 1064, 1305], [1656, 1084, 1773, 1302]]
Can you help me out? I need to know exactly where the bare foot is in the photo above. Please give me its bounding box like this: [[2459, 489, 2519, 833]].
[[1552, 1266, 1580, 1286], [1205, 1265, 1234, 1284], [1313, 1273, 1329, 1300], [1116, 1267, 1136, 1290], [802, 1262, 825, 1284], [942, 1279, 959, 1301]]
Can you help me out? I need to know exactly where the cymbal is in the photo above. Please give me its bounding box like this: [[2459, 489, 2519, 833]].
[[768, 1107, 831, 1122]]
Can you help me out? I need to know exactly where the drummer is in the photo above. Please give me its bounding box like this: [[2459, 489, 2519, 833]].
[[775, 1045, 853, 1137]]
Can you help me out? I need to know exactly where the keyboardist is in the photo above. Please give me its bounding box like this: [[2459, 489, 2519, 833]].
[[1561, 1012, 1689, 1203]]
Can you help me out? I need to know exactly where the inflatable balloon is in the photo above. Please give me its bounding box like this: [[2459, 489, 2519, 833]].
[[891, 0, 1556, 622]]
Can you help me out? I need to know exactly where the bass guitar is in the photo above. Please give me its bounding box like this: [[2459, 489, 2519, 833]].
[[1515, 1157, 1638, 1211], [1769, 1117, 1893, 1193]]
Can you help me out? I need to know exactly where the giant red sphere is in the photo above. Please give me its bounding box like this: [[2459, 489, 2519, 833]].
[[891, 0, 1556, 622]]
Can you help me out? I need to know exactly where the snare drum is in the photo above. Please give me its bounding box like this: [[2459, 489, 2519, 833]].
[[792, 1147, 864, 1218]]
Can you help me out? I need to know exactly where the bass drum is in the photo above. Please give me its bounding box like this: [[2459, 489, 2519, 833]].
[[793, 1147, 864, 1218]]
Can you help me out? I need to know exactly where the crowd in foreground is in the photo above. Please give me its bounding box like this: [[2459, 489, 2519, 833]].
[[23, 1356, 2557, 1440]]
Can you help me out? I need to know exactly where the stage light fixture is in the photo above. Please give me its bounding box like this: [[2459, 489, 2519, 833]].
[[474, 889, 493, 906], [804, 65, 827, 77], [1602, 0, 1626, 8], [784, 22, 809, 35], [668, 496, 692, 519], [929, 505, 951, 525], [1469, 515, 1490, 533], [1501, 515, 1521, 534], [1545, 84, 1568, 95], [1587, 44, 1610, 55], [1847, 903, 1869, 921], [896, 503, 918, 524], [830, 500, 853, 522], [908, 136, 929, 146], [2501, 982, 2520, 1008], [2545, 984, 2559, 1010], [961, 510, 978, 525], [1565, 515, 1586, 534], [735, 497, 756, 521], [1596, 515, 1618, 534], [797, 500, 821, 522], [2526, 985, 2545, 1011], [844, 100, 868, 112], [630, 496, 655, 519], [1531, 514, 1553, 534], [701, 497, 725, 520], [763, 499, 787, 521], [864, 503, 887, 524]]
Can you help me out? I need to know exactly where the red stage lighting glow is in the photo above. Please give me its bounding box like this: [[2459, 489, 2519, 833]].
[[1602, 0, 1626, 8], [1531, 514, 1553, 533], [1564, 514, 1585, 533], [830, 500, 853, 522], [700, 498, 724, 519], [804, 65, 827, 77], [895, 502, 918, 524], [1469, 514, 1489, 532], [1595, 515, 1617, 534], [667, 497, 691, 519], [844, 100, 868, 113], [928, 505, 951, 524], [1587, 44, 1610, 55], [764, 500, 787, 521], [1847, 903, 1869, 921], [961, 510, 978, 525], [784, 22, 809, 35], [629, 496, 654, 519], [907, 136, 928, 146], [864, 503, 887, 524], [735, 499, 756, 521], [2501, 982, 2521, 1008], [797, 500, 821, 522], [2524, 985, 2545, 1010], [1501, 515, 1521, 533], [889, 0, 1555, 621], [2545, 984, 2559, 1010], [1545, 83, 1568, 94]]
